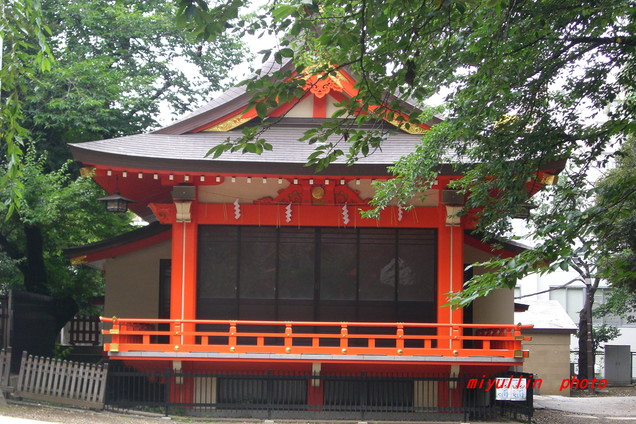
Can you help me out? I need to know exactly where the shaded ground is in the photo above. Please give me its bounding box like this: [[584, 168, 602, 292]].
[[0, 386, 633, 424]]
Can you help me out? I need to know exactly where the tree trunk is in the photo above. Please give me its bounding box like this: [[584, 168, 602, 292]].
[[577, 280, 598, 381], [21, 224, 49, 295], [19, 224, 79, 332], [577, 309, 592, 380]]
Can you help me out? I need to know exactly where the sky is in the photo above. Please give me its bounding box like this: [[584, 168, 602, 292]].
[[158, 1, 275, 126]]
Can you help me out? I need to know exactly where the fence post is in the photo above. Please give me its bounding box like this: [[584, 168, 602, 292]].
[[16, 351, 28, 394], [360, 371, 367, 420], [266, 370, 273, 419], [164, 367, 171, 417], [525, 373, 534, 424]]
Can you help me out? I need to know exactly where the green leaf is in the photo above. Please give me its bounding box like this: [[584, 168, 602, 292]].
[[279, 48, 294, 58], [272, 4, 296, 19], [255, 102, 268, 117]]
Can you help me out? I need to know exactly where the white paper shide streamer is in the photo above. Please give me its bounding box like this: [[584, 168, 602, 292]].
[[285, 203, 292, 223], [342, 203, 350, 225], [233, 198, 241, 220]]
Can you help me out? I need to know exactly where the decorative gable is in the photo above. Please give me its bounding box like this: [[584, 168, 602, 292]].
[[195, 68, 430, 134]]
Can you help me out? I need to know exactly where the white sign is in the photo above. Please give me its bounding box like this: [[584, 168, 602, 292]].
[[495, 377, 527, 401]]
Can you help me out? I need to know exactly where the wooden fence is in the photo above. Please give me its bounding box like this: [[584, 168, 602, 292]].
[[0, 348, 10, 390], [15, 351, 109, 409], [0, 295, 10, 351]]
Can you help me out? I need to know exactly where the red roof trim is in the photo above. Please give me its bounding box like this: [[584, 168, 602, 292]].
[[464, 234, 524, 259], [70, 229, 171, 263]]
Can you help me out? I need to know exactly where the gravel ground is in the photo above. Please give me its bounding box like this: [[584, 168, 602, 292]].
[[0, 403, 177, 424]]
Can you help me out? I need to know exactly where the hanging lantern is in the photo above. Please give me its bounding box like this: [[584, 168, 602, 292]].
[[512, 202, 537, 219], [97, 193, 134, 213]]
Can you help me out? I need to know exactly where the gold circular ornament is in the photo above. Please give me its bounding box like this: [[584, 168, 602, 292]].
[[311, 186, 325, 200]]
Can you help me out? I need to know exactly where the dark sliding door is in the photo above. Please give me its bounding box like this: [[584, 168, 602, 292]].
[[197, 226, 437, 323]]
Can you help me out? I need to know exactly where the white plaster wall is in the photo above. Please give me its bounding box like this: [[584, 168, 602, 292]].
[[472, 289, 514, 325], [284, 95, 314, 117], [463, 245, 514, 324], [464, 244, 495, 264], [104, 240, 171, 319], [326, 94, 344, 117], [198, 178, 291, 203], [351, 179, 438, 207], [608, 328, 636, 351], [198, 178, 438, 208]]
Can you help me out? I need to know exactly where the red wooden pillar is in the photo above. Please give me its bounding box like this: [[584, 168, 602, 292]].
[[307, 363, 324, 409], [436, 179, 464, 351], [170, 201, 198, 349]]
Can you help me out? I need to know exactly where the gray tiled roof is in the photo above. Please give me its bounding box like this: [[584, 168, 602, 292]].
[[72, 57, 451, 175], [69, 126, 441, 176]]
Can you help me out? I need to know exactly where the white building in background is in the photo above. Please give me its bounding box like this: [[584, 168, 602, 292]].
[[515, 269, 636, 381], [516, 270, 636, 351]]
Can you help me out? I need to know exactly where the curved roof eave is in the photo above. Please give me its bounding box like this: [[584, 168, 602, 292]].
[[154, 59, 294, 135], [153, 58, 444, 135]]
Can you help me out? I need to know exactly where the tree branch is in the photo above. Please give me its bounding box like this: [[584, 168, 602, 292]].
[[565, 36, 636, 47]]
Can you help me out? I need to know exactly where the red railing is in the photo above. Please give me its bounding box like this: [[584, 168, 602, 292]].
[[101, 317, 530, 360]]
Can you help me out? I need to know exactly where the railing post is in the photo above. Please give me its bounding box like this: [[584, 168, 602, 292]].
[[110, 317, 120, 352], [172, 322, 181, 351], [451, 325, 461, 354], [396, 324, 404, 355], [284, 322, 293, 353], [513, 325, 522, 350], [340, 323, 348, 354], [229, 321, 237, 353]]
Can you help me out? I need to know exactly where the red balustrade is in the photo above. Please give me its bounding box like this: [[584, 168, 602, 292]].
[[102, 317, 530, 360]]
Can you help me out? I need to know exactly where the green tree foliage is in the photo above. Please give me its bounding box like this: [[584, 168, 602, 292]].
[[593, 138, 636, 323], [0, 0, 247, 325], [596, 138, 636, 293], [0, 149, 131, 311], [177, 0, 636, 300], [592, 324, 621, 352], [1, 0, 53, 214], [23, 0, 247, 170]]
